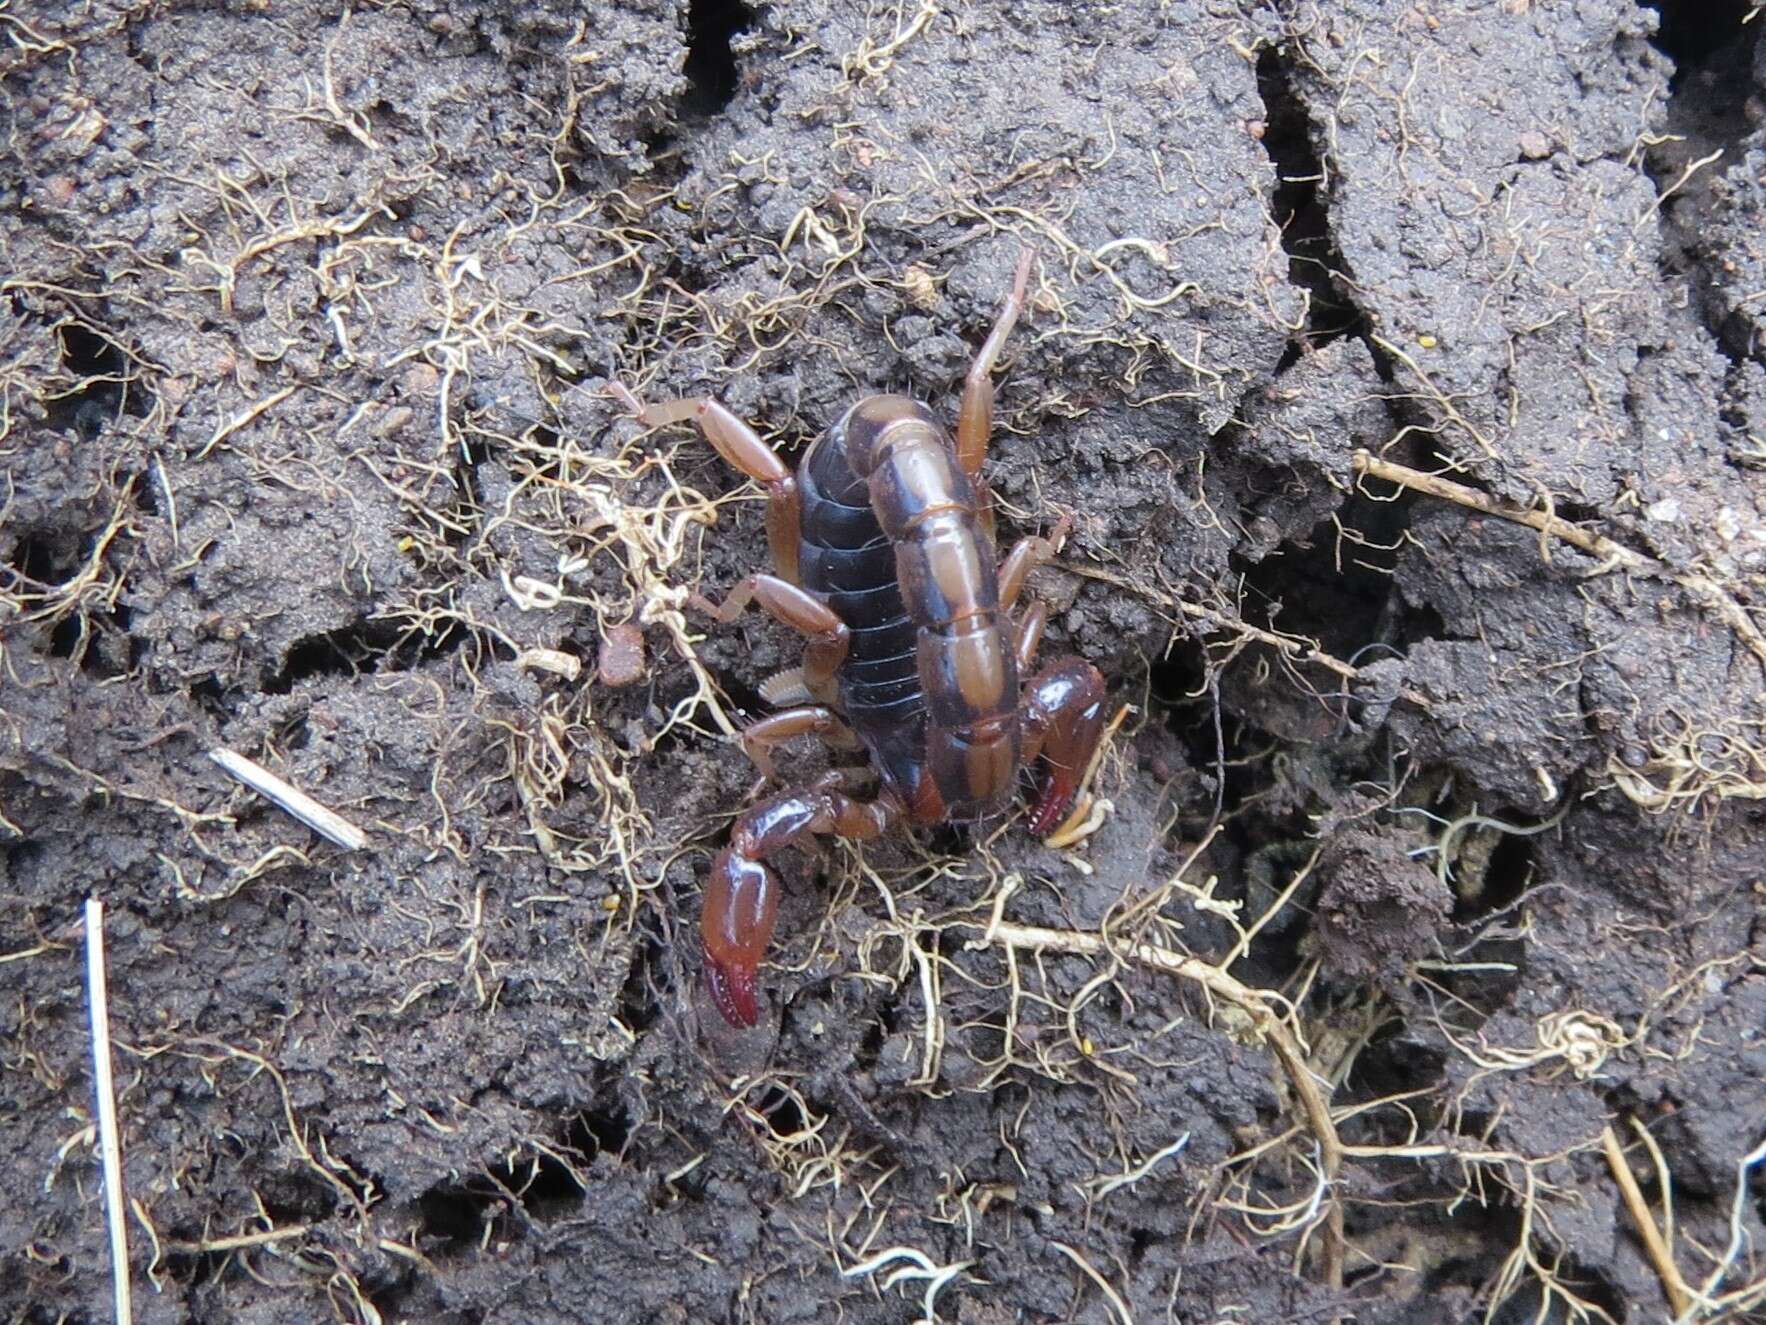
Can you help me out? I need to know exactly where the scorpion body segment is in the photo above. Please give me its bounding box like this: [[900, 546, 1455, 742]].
[[615, 250, 1110, 1028], [799, 394, 1020, 823]]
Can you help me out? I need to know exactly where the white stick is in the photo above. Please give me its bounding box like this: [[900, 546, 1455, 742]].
[[85, 899, 133, 1325], [208, 748, 368, 851]]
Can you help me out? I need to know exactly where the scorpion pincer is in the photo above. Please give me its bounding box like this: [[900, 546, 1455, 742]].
[[614, 249, 1109, 1027]]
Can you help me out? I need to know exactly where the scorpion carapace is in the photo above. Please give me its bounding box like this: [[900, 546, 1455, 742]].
[[615, 249, 1109, 1027]]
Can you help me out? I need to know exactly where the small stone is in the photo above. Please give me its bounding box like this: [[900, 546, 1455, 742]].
[[901, 264, 939, 312], [1645, 497, 1680, 524], [597, 623, 646, 687], [1715, 506, 1742, 542], [1519, 130, 1551, 160], [403, 362, 439, 398], [375, 405, 414, 438], [40, 174, 77, 208]]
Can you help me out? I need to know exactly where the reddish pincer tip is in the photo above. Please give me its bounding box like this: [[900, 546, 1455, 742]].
[[704, 949, 760, 1028], [1029, 767, 1081, 839]]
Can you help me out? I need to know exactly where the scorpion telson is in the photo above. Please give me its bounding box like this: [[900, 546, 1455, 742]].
[[614, 249, 1109, 1028]]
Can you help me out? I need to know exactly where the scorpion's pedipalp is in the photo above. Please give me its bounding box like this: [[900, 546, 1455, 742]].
[[701, 780, 901, 1028], [702, 850, 777, 1027], [1021, 658, 1109, 838]]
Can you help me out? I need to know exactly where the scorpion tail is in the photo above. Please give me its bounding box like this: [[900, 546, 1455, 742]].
[[700, 848, 779, 1029]]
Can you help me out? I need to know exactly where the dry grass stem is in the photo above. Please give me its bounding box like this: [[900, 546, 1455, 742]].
[[193, 385, 299, 460], [1602, 1123, 1693, 1318], [208, 748, 368, 851], [1049, 1239, 1135, 1324], [1069, 563, 1375, 687], [162, 1224, 311, 1254], [84, 899, 133, 1325], [1684, 1134, 1766, 1323], [516, 647, 583, 680]]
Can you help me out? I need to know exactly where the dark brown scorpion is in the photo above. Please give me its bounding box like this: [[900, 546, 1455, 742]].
[[614, 250, 1108, 1027]]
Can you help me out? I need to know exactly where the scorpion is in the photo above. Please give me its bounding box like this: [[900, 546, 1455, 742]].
[[614, 249, 1108, 1028]]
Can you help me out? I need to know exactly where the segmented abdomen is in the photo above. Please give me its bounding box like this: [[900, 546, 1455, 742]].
[[799, 395, 1021, 819], [797, 415, 927, 793]]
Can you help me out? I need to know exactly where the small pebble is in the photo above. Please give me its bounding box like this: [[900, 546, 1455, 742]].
[[403, 362, 440, 398], [901, 264, 939, 312], [597, 623, 647, 687], [375, 405, 414, 438]]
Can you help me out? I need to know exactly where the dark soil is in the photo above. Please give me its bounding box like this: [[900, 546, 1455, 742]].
[[4, 1, 1765, 1322]]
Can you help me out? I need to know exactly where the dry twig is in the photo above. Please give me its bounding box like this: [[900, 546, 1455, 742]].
[[1352, 451, 1766, 672]]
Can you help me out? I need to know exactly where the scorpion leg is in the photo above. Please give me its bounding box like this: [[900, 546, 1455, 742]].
[[737, 706, 861, 785], [1019, 658, 1109, 838], [703, 777, 904, 1026], [610, 382, 804, 583], [693, 573, 850, 693], [998, 512, 1068, 670], [996, 513, 1073, 610], [1013, 601, 1047, 672], [954, 246, 1035, 480]]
